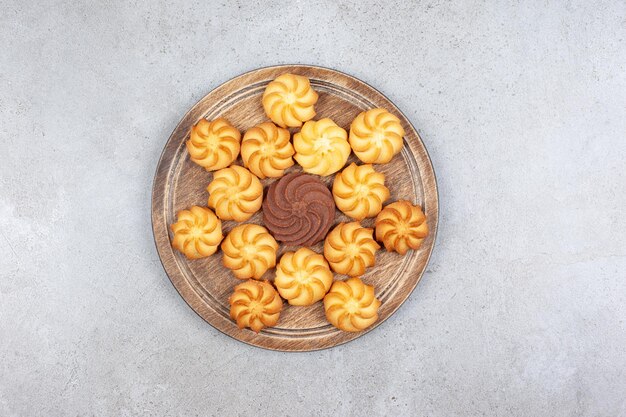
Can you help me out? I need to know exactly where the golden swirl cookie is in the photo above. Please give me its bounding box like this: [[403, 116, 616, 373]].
[[324, 277, 381, 332], [170, 206, 223, 259], [293, 118, 351, 176], [221, 224, 278, 280], [241, 122, 294, 179], [262, 73, 318, 128], [274, 248, 333, 306], [349, 108, 405, 164], [229, 280, 283, 333], [375, 200, 429, 255], [323, 222, 380, 276], [186, 118, 241, 171], [207, 165, 263, 222], [332, 163, 390, 220]]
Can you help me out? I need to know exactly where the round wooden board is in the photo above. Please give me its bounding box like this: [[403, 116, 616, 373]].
[[152, 65, 438, 351]]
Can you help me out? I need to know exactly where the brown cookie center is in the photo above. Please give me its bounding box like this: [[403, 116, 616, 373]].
[[291, 200, 308, 215], [262, 172, 336, 247]]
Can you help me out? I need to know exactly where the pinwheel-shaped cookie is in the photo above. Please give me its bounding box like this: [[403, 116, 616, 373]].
[[349, 108, 405, 164], [323, 222, 380, 276], [293, 118, 351, 176], [221, 224, 278, 280], [375, 201, 429, 255], [262, 73, 318, 128], [333, 163, 390, 220], [241, 122, 294, 179], [207, 165, 263, 222], [229, 280, 283, 333], [324, 277, 381, 332], [186, 118, 241, 171], [170, 206, 223, 259], [263, 172, 336, 247], [274, 248, 333, 306]]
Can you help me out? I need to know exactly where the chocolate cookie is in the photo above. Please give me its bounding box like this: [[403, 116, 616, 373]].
[[263, 172, 335, 246]]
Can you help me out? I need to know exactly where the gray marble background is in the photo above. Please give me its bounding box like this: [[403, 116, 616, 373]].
[[1, 1, 625, 416]]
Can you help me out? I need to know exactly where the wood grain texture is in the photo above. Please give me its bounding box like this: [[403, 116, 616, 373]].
[[151, 65, 439, 351]]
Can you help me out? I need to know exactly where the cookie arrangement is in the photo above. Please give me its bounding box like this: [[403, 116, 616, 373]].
[[169, 73, 430, 334]]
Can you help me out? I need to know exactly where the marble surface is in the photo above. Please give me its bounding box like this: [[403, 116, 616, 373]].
[[1, 1, 625, 416]]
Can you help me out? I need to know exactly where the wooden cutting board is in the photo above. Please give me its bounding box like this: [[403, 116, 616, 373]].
[[152, 65, 438, 351]]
